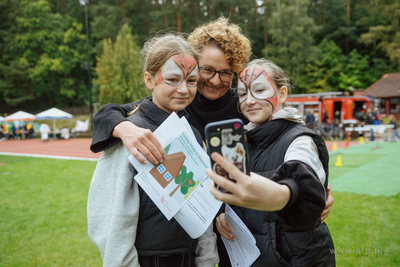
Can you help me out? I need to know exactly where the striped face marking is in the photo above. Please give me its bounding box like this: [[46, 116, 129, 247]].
[[155, 55, 198, 87], [237, 66, 278, 112]]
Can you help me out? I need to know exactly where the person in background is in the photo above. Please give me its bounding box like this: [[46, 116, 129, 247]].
[[389, 114, 400, 142], [373, 107, 381, 125], [26, 122, 34, 139], [11, 124, 17, 139], [362, 108, 375, 141], [3, 123, 9, 139], [305, 109, 315, 130], [319, 108, 332, 136], [207, 59, 335, 266], [87, 33, 218, 267], [39, 123, 50, 142], [60, 127, 70, 140]]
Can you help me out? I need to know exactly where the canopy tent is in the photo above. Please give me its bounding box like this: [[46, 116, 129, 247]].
[[0, 116, 4, 122], [35, 108, 73, 136], [4, 111, 36, 122]]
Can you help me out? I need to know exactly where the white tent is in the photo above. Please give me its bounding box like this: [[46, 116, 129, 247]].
[[0, 116, 4, 122], [4, 111, 36, 122], [36, 107, 73, 120], [36, 108, 73, 136]]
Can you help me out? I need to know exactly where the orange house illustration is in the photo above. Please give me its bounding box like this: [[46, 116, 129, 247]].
[[149, 152, 186, 188]]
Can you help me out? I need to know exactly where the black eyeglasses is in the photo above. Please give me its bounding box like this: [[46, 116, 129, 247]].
[[199, 67, 237, 83]]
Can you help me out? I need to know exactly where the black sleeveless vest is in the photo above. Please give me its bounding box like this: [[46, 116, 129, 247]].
[[128, 99, 199, 257], [235, 119, 335, 267]]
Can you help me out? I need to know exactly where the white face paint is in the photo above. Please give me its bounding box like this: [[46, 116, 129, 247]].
[[237, 75, 275, 103], [159, 55, 198, 87]]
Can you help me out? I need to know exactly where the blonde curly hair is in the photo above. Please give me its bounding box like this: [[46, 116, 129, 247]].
[[188, 17, 252, 74]]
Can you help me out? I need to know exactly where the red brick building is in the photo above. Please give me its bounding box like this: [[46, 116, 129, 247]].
[[354, 73, 400, 119]]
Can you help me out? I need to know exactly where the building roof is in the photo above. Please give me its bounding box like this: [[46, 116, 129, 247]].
[[363, 73, 400, 98]]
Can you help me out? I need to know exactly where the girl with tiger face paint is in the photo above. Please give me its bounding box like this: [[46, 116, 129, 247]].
[[145, 54, 199, 115], [237, 65, 287, 126]]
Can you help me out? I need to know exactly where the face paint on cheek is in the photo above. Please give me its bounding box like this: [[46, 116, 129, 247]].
[[237, 80, 248, 103], [155, 70, 164, 86], [268, 92, 278, 112], [264, 75, 278, 112]]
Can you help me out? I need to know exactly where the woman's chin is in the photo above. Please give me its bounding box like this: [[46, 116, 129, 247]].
[[198, 86, 228, 100]]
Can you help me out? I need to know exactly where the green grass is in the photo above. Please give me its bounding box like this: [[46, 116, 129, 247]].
[[1, 145, 400, 266], [326, 142, 400, 266], [0, 155, 101, 266], [326, 192, 400, 266]]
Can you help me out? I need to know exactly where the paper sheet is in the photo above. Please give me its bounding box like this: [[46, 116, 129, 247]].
[[129, 112, 222, 238], [222, 204, 261, 267]]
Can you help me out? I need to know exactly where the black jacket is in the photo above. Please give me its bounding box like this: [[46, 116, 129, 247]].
[[128, 99, 202, 260], [90, 89, 248, 152], [234, 119, 335, 267]]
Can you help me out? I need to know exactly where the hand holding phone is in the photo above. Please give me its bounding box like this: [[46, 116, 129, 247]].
[[204, 119, 250, 192]]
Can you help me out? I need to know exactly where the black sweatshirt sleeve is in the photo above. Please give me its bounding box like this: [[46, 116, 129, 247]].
[[271, 160, 326, 230], [90, 99, 145, 153]]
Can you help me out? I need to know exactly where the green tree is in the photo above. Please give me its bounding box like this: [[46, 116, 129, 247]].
[[170, 165, 195, 197], [263, 0, 319, 93], [0, 0, 88, 112], [90, 0, 126, 55], [94, 23, 147, 106], [338, 49, 377, 91], [304, 40, 377, 92], [359, 0, 400, 71], [303, 39, 346, 93], [0, 0, 26, 110]]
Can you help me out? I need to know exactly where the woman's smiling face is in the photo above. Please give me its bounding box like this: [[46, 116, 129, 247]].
[[197, 47, 233, 100]]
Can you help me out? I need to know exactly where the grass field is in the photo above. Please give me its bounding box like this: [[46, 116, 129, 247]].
[[327, 142, 400, 266], [0, 156, 101, 266], [1, 142, 400, 266]]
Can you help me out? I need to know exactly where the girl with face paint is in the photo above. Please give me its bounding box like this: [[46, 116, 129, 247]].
[[87, 34, 219, 267], [206, 59, 336, 266]]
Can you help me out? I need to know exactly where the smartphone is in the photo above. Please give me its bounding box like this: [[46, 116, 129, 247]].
[[204, 119, 250, 192]]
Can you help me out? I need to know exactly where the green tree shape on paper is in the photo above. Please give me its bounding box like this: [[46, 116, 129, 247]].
[[169, 165, 195, 197]]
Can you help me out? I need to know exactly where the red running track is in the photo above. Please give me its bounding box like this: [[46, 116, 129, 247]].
[[0, 138, 101, 160], [0, 138, 360, 160]]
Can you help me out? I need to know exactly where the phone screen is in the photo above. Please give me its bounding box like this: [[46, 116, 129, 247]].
[[205, 119, 249, 192]]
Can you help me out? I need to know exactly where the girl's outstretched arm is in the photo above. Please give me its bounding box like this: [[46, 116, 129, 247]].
[[206, 152, 290, 211], [207, 152, 327, 230]]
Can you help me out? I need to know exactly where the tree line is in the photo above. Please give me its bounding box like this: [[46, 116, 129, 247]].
[[0, 0, 399, 113]]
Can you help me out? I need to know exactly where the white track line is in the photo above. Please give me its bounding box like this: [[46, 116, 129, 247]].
[[0, 152, 98, 161]]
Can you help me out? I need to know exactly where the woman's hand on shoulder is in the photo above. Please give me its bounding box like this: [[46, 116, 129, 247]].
[[113, 121, 165, 165], [206, 152, 290, 211], [321, 184, 334, 223]]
